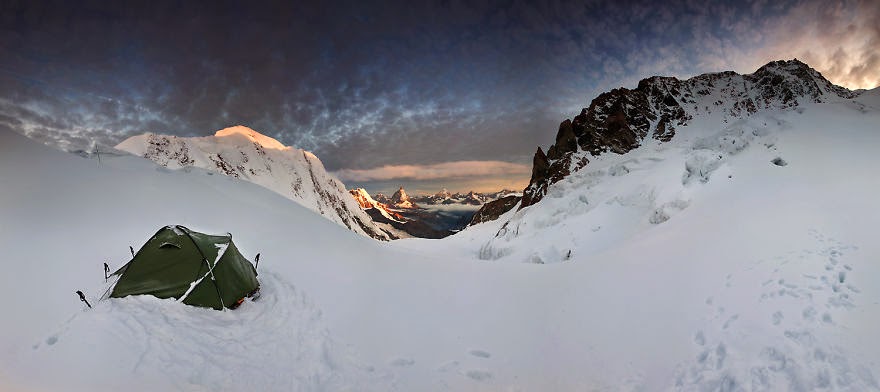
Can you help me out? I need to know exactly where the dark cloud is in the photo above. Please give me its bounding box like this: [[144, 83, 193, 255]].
[[0, 0, 876, 194]]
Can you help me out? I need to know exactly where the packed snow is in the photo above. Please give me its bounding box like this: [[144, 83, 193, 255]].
[[1, 88, 879, 391]]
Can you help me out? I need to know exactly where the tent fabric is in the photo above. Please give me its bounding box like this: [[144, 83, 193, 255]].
[[109, 225, 259, 310]]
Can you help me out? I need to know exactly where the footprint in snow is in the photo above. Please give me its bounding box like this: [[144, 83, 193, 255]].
[[772, 311, 784, 325], [469, 349, 491, 358], [389, 357, 415, 367], [802, 306, 817, 321], [722, 314, 739, 329], [695, 342, 727, 371], [436, 360, 459, 372], [694, 331, 705, 346], [466, 370, 493, 381]]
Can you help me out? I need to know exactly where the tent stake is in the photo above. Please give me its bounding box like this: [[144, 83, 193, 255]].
[[255, 253, 260, 270]]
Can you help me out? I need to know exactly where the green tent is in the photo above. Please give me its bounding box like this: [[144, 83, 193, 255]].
[[109, 225, 259, 310]]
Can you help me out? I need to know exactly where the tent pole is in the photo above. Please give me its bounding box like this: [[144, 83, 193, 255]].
[[179, 226, 227, 309]]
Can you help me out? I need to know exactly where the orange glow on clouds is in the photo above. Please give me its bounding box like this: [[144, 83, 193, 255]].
[[214, 125, 290, 150], [702, 0, 880, 90], [335, 160, 531, 182]]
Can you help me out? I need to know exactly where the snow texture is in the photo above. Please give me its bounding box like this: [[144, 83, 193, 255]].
[[1, 87, 880, 391]]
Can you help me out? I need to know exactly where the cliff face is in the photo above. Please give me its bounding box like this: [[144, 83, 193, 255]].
[[468, 195, 521, 226], [520, 59, 857, 209]]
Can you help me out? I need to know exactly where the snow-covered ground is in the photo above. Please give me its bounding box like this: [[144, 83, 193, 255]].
[[1, 88, 879, 391], [395, 89, 880, 390]]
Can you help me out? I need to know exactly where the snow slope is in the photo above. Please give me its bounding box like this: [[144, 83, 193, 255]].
[[1, 88, 879, 391], [115, 125, 400, 240], [394, 88, 880, 389], [0, 129, 392, 391]]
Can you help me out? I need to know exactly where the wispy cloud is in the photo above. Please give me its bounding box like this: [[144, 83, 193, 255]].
[[751, 0, 880, 89], [2, 0, 876, 185], [335, 160, 531, 182], [682, 0, 880, 90]]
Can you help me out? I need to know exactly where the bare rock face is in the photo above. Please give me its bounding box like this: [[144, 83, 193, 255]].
[[520, 146, 579, 208], [469, 195, 521, 225], [546, 119, 577, 160], [519, 59, 856, 209]]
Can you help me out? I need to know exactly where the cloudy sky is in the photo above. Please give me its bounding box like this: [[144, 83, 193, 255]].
[[1, 0, 877, 195]]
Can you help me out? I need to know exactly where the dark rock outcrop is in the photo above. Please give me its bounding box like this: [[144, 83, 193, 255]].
[[469, 195, 521, 225]]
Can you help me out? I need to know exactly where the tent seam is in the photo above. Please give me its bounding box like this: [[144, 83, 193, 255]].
[[178, 225, 227, 309]]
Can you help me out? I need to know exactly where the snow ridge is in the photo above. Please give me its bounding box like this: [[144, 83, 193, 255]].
[[350, 188, 405, 223], [115, 126, 400, 240]]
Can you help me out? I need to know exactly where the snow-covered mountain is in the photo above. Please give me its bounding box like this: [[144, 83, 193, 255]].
[[116, 126, 398, 240], [392, 63, 880, 389], [375, 186, 518, 209], [519, 59, 860, 209], [354, 187, 522, 238], [469, 60, 857, 227], [388, 186, 417, 209], [2, 59, 879, 391], [410, 189, 520, 206], [465, 58, 877, 264], [350, 188, 451, 239], [349, 187, 405, 222]]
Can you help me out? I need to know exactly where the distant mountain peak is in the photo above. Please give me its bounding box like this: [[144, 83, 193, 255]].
[[349, 188, 406, 222], [390, 186, 416, 209], [754, 58, 811, 73], [214, 125, 288, 150]]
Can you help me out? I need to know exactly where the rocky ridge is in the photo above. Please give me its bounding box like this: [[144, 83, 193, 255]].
[[520, 59, 859, 209]]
